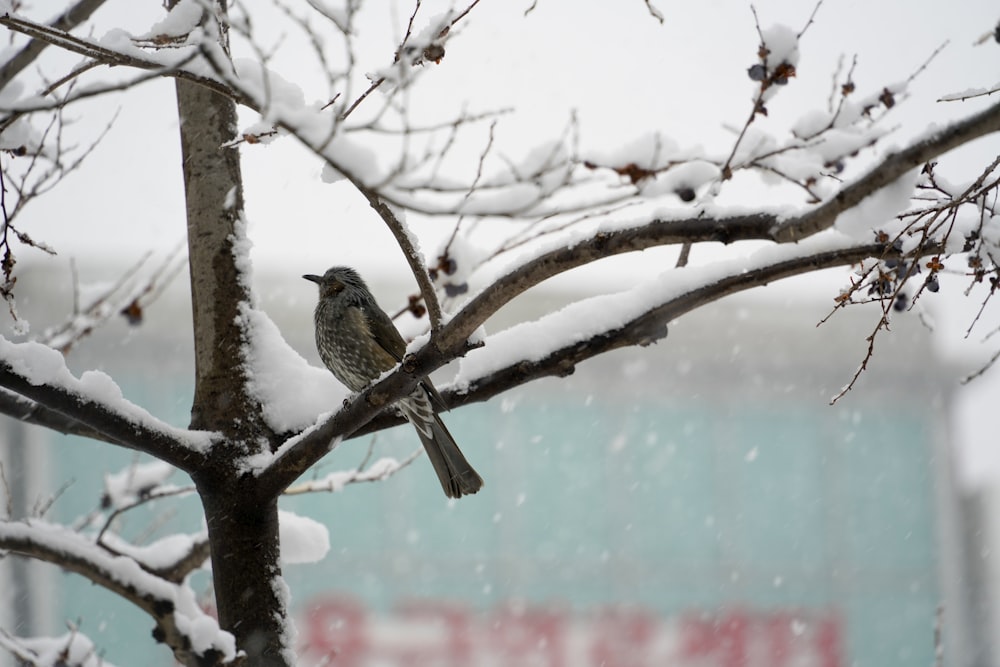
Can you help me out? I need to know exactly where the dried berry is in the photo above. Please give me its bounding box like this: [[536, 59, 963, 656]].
[[423, 43, 446, 64], [747, 64, 767, 82], [879, 88, 896, 109], [120, 300, 143, 326], [444, 282, 468, 297], [772, 61, 796, 85]]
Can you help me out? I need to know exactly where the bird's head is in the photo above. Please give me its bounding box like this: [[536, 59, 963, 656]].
[[303, 266, 367, 300]]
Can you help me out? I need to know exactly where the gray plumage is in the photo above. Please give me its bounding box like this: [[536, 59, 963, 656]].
[[304, 267, 484, 499]]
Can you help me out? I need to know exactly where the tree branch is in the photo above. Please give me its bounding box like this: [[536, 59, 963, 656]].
[[0, 519, 239, 667], [0, 356, 211, 472], [770, 97, 1000, 242], [438, 213, 778, 352], [438, 96, 1000, 351], [0, 0, 111, 90], [0, 387, 116, 444], [354, 187, 445, 330], [0, 13, 247, 107], [351, 239, 892, 436], [258, 229, 896, 496]]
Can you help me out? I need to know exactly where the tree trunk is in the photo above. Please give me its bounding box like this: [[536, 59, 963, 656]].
[[174, 69, 290, 665], [175, 76, 255, 435], [200, 475, 289, 667]]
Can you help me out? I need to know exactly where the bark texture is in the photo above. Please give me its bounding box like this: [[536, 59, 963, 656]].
[[175, 73, 290, 666]]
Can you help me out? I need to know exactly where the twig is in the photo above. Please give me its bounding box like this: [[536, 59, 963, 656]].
[[283, 444, 422, 494], [439, 119, 498, 262], [675, 242, 692, 268], [961, 346, 1000, 384], [95, 485, 196, 552], [907, 40, 949, 84], [642, 0, 665, 24], [719, 6, 769, 180], [939, 86, 1000, 103], [362, 190, 444, 331], [34, 478, 74, 519], [828, 312, 888, 404], [797, 0, 825, 39]]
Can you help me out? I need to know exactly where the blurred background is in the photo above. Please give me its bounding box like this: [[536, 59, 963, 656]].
[[0, 267, 995, 667], [1, 0, 999, 665]]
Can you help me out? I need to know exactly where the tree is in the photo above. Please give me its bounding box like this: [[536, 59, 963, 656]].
[[0, 0, 997, 665]]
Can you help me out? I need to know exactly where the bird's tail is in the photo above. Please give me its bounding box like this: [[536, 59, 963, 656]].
[[400, 393, 484, 499]]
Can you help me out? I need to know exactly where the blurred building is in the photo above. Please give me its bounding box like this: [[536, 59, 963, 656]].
[[0, 267, 989, 666]]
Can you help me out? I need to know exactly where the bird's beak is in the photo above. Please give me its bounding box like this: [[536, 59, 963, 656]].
[[302, 274, 322, 284]]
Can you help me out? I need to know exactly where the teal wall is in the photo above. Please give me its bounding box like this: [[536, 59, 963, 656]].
[[31, 371, 942, 666]]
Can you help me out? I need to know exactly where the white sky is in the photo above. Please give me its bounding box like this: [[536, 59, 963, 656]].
[[6, 0, 1000, 481]]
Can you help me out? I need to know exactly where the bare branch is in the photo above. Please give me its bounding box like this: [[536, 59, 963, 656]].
[[41, 244, 186, 354], [359, 189, 444, 330], [0, 0, 111, 90], [642, 0, 665, 24]]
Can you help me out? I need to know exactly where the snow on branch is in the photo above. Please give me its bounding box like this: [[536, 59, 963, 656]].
[[53, 459, 212, 585], [285, 440, 422, 495], [256, 227, 877, 496], [0, 11, 246, 107], [395, 236, 893, 426], [0, 518, 239, 666], [0, 386, 114, 442], [254, 93, 1000, 489], [770, 97, 1000, 242], [0, 337, 215, 468], [463, 236, 899, 386], [0, 624, 117, 667]]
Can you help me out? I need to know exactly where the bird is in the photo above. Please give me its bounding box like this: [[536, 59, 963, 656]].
[[303, 266, 484, 498]]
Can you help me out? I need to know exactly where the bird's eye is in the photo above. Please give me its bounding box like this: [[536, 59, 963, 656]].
[[329, 281, 344, 294]]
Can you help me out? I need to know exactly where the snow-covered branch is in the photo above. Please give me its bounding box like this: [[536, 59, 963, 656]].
[[357, 236, 901, 436], [0, 338, 214, 469], [284, 442, 422, 495], [0, 624, 117, 667], [0, 387, 114, 442], [0, 11, 245, 107], [0, 519, 239, 667], [770, 97, 1000, 243], [256, 225, 904, 497]]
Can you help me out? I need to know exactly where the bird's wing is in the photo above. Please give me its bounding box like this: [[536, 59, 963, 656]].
[[360, 304, 407, 363], [361, 303, 450, 411]]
